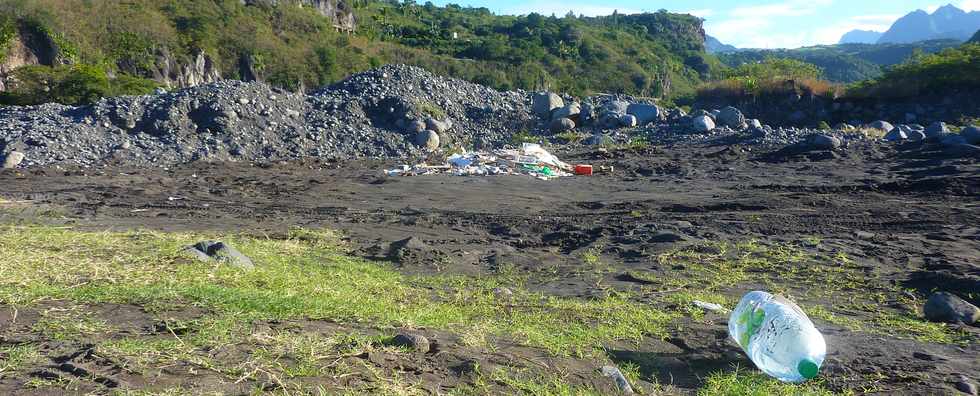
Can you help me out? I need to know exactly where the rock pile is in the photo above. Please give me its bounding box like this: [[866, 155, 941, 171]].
[[0, 65, 533, 168]]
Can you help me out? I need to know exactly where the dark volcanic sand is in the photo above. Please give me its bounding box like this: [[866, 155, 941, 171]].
[[1, 141, 978, 394]]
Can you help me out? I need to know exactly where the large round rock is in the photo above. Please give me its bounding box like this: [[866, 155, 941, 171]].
[[551, 103, 581, 121], [923, 292, 980, 324], [549, 117, 576, 133], [691, 115, 715, 132], [415, 130, 440, 151], [533, 92, 564, 118], [626, 103, 661, 125], [960, 125, 980, 144], [2, 151, 25, 169], [717, 106, 745, 128], [807, 134, 842, 150], [868, 120, 894, 132]]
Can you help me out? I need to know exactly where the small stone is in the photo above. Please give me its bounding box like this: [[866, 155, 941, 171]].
[[923, 292, 980, 325], [186, 241, 255, 270], [391, 333, 430, 354], [2, 151, 25, 169], [955, 377, 978, 395]]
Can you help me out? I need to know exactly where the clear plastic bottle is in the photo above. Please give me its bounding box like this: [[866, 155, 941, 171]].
[[728, 291, 827, 383]]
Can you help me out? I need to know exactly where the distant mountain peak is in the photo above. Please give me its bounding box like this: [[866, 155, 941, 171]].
[[705, 35, 739, 53], [877, 4, 980, 44], [839, 29, 883, 44]]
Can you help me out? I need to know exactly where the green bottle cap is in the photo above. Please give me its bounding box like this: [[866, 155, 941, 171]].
[[798, 359, 819, 380]]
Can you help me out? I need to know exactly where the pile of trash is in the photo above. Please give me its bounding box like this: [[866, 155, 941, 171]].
[[386, 143, 593, 180]]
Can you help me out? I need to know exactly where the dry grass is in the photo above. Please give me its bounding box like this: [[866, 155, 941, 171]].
[[697, 78, 842, 101]]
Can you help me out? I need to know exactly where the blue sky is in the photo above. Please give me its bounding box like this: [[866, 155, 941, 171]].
[[426, 0, 980, 48]]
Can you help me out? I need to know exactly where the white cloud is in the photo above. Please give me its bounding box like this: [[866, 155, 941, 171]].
[[728, 0, 833, 18], [961, 0, 980, 11], [924, 4, 940, 13], [685, 9, 714, 18]]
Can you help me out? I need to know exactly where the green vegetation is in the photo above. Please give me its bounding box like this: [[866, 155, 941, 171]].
[[849, 43, 980, 99], [0, 64, 157, 105], [636, 240, 972, 345], [0, 344, 39, 374], [0, 226, 673, 358], [697, 57, 839, 101], [699, 367, 845, 396], [717, 40, 962, 83], [0, 0, 715, 106]]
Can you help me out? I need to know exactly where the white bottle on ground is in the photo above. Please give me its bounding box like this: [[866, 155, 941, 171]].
[[728, 291, 827, 383]]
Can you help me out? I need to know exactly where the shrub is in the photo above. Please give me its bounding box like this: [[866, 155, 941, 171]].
[[847, 44, 980, 99], [0, 64, 157, 106]]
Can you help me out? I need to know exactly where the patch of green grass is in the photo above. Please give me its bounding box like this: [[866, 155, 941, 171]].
[[31, 309, 111, 341], [555, 131, 587, 144], [0, 344, 40, 373], [0, 226, 674, 358], [698, 367, 845, 396], [510, 130, 540, 145], [640, 240, 969, 344], [415, 100, 447, 120], [95, 338, 201, 375], [455, 367, 604, 396]]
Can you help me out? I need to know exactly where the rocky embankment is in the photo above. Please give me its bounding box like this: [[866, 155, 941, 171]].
[[2, 64, 980, 169]]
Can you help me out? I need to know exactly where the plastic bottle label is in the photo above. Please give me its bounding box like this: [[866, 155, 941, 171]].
[[737, 304, 766, 348]]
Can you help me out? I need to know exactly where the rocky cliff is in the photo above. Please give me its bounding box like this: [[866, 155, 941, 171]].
[[242, 0, 356, 31], [0, 23, 65, 91]]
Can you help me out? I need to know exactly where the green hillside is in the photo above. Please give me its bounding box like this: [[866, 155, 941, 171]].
[[717, 40, 962, 83], [0, 0, 717, 105]]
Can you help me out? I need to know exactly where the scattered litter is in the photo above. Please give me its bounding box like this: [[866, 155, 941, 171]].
[[601, 365, 635, 394], [385, 143, 586, 180], [729, 291, 826, 383], [693, 300, 727, 312], [574, 164, 593, 176]]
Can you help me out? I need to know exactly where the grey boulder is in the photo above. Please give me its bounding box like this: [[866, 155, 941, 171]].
[[602, 100, 629, 116], [549, 117, 576, 133], [923, 292, 979, 325], [626, 103, 661, 125], [618, 114, 638, 128], [2, 151, 25, 169], [884, 128, 908, 142], [717, 106, 745, 128], [425, 117, 453, 133], [961, 126, 980, 144], [868, 120, 894, 132], [533, 92, 564, 118], [415, 130, 440, 151], [691, 115, 715, 132], [807, 134, 842, 150], [925, 121, 949, 139], [551, 103, 581, 121]]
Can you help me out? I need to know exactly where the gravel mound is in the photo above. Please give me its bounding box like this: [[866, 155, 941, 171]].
[[0, 65, 533, 168]]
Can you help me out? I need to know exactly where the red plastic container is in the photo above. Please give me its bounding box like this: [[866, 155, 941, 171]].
[[574, 164, 593, 176]]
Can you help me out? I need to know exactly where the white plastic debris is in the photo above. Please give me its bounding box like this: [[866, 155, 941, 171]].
[[693, 300, 727, 312], [385, 145, 576, 180]]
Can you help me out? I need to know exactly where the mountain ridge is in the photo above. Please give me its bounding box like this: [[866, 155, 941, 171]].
[[876, 4, 980, 44]]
